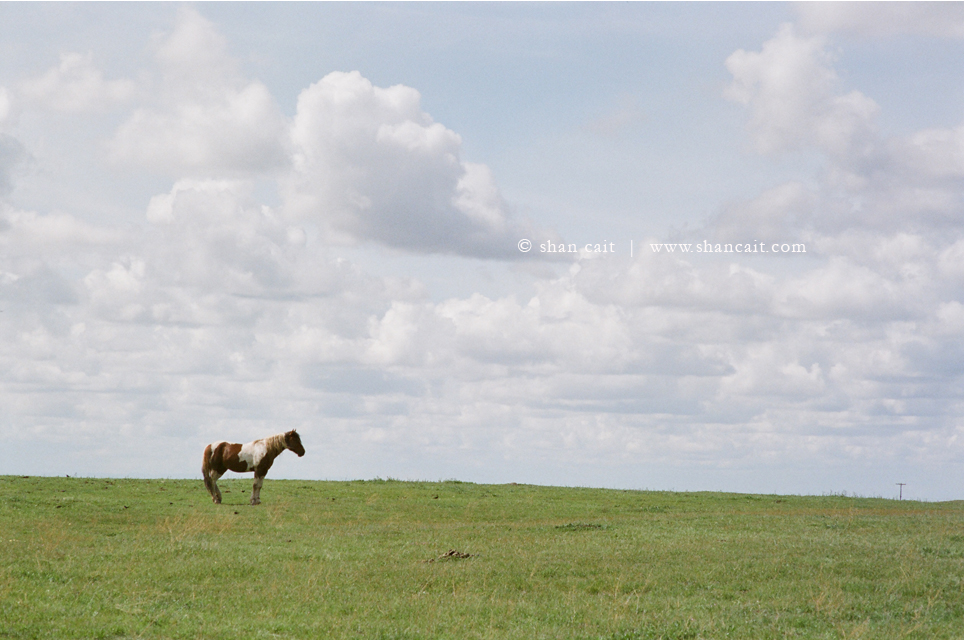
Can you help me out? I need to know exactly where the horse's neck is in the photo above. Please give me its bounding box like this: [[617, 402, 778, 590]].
[[263, 433, 287, 458]]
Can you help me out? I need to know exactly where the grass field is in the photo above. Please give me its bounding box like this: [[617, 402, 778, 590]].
[[1, 475, 962, 639]]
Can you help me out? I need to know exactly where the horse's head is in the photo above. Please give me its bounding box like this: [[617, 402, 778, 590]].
[[285, 430, 306, 457]]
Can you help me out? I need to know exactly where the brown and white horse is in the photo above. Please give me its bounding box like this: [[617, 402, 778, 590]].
[[202, 430, 305, 505]]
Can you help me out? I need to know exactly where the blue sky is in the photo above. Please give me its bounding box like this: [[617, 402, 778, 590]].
[[3, 3, 964, 500]]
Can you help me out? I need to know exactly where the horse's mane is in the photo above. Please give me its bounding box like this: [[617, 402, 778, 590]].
[[263, 433, 288, 458]]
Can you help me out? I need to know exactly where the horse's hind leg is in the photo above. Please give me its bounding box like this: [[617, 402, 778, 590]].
[[202, 444, 223, 504], [204, 471, 223, 504]]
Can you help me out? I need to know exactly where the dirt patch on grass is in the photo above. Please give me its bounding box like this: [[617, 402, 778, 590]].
[[423, 549, 473, 563], [555, 523, 606, 531]]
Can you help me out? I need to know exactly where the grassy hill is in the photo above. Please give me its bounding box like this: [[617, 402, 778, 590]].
[[1, 475, 962, 639]]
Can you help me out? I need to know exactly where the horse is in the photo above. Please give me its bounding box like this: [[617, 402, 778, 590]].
[[202, 430, 305, 505]]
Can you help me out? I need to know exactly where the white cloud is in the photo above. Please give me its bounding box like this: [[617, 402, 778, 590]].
[[0, 86, 13, 128], [775, 257, 911, 321], [112, 82, 288, 176], [711, 181, 815, 243], [20, 52, 135, 112], [153, 6, 238, 89], [109, 8, 288, 176], [724, 24, 879, 161], [903, 125, 964, 179], [1, 207, 123, 251], [139, 179, 315, 298], [721, 21, 964, 241], [938, 238, 964, 282], [284, 70, 548, 258], [108, 12, 548, 260], [0, 87, 25, 196], [795, 2, 964, 38], [0, 135, 27, 196], [5, 177, 964, 491]]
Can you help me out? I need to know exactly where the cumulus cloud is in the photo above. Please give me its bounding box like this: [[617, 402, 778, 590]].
[[106, 11, 551, 259], [140, 178, 311, 299], [283, 70, 549, 258], [20, 51, 135, 112], [550, 16, 963, 480], [724, 24, 879, 163], [691, 21, 964, 443], [109, 8, 288, 176], [720, 21, 964, 240], [1, 174, 422, 466]]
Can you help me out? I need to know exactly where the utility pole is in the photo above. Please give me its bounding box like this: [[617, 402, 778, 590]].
[[896, 483, 906, 500]]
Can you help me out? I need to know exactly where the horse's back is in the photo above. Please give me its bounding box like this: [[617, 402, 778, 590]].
[[204, 440, 248, 474]]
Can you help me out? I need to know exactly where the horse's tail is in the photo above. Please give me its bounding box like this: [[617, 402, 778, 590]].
[[202, 444, 215, 495]]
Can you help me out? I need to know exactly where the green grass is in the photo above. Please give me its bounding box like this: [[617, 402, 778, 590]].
[[1, 476, 963, 639]]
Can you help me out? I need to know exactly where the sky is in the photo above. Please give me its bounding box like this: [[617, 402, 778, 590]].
[[2, 2, 964, 501]]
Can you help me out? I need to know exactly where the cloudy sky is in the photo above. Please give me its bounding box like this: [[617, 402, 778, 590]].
[[3, 3, 964, 500]]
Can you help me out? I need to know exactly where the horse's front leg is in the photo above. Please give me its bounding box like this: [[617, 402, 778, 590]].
[[251, 475, 264, 505]]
